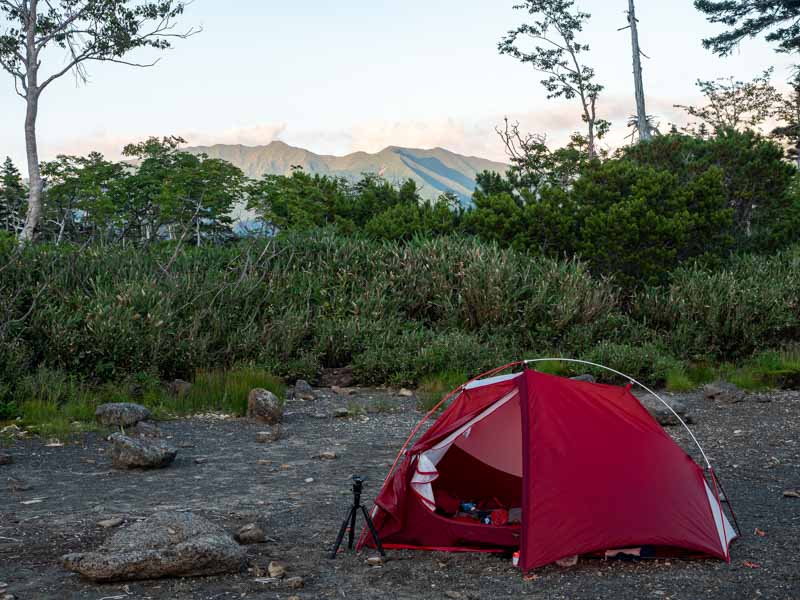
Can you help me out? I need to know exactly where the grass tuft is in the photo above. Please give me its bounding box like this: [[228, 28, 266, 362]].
[[417, 371, 469, 412], [166, 367, 285, 416], [665, 368, 695, 392]]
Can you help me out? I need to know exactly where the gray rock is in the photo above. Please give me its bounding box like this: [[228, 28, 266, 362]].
[[704, 381, 745, 403], [129, 421, 161, 438], [109, 433, 177, 469], [235, 523, 266, 544], [334, 408, 350, 418], [0, 453, 12, 466], [570, 374, 596, 383], [294, 380, 314, 400], [247, 389, 283, 424], [255, 426, 281, 444], [636, 394, 694, 426], [96, 403, 151, 428], [97, 517, 124, 529], [62, 511, 246, 582], [286, 576, 304, 589]]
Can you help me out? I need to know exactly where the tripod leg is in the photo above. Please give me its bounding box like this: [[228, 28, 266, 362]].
[[330, 507, 356, 559], [360, 505, 386, 557], [348, 500, 358, 549]]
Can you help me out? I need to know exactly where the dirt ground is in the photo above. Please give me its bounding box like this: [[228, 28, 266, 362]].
[[1, 386, 799, 600]]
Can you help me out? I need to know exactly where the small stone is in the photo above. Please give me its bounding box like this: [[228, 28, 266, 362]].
[[331, 385, 354, 396], [318, 451, 337, 460], [178, 441, 195, 448], [286, 576, 304, 589], [556, 555, 578, 567], [783, 489, 800, 498], [570, 374, 596, 383], [0, 454, 12, 466], [247, 389, 283, 424], [129, 421, 161, 438], [268, 561, 286, 579], [256, 459, 272, 466], [366, 556, 385, 566], [703, 381, 745, 403], [334, 408, 350, 419], [304, 477, 315, 484], [294, 380, 315, 400], [288, 596, 301, 600], [97, 517, 124, 529], [95, 403, 151, 428], [235, 523, 266, 544], [1, 593, 15, 600], [310, 412, 328, 419], [255, 426, 281, 444], [444, 592, 462, 600], [398, 388, 415, 398]]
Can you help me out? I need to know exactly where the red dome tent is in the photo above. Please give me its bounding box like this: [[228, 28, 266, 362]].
[[359, 360, 738, 571]]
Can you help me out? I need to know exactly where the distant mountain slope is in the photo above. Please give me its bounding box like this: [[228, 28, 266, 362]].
[[186, 141, 508, 202]]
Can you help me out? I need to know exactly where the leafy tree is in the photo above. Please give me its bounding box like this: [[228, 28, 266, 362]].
[[40, 152, 125, 244], [771, 70, 800, 168], [247, 169, 352, 233], [499, 0, 609, 159], [674, 69, 780, 133], [495, 118, 590, 196], [122, 137, 245, 245], [0, 157, 26, 234], [622, 129, 795, 248], [695, 0, 800, 55], [568, 161, 733, 286], [0, 0, 195, 244]]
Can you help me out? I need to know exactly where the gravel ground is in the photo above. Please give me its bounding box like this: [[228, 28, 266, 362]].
[[0, 386, 798, 600]]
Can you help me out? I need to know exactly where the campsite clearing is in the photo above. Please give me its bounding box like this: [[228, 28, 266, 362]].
[[0, 386, 798, 599]]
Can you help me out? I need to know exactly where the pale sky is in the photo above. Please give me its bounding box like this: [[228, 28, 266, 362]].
[[0, 0, 796, 167]]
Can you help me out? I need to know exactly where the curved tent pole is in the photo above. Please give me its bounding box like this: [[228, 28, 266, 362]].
[[524, 358, 712, 469]]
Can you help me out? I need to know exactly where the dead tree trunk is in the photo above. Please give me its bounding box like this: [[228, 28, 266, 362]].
[[628, 0, 650, 141]]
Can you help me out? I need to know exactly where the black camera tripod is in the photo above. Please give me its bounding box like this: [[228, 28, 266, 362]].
[[329, 475, 386, 559]]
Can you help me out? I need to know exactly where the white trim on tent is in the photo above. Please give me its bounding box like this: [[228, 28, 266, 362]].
[[464, 372, 521, 390], [704, 480, 736, 557], [411, 389, 519, 511]]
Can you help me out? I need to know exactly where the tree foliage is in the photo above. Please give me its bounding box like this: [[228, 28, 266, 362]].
[[674, 69, 780, 133], [499, 0, 609, 158], [0, 156, 26, 235], [695, 0, 800, 55]]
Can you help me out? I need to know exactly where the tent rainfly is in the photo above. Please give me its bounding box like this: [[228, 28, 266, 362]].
[[359, 361, 738, 571]]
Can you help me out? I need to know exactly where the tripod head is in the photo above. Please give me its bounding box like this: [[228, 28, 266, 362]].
[[351, 475, 364, 505]]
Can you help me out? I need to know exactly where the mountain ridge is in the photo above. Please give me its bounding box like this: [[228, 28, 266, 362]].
[[186, 141, 508, 201]]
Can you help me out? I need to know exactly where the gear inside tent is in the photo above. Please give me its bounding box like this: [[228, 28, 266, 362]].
[[360, 363, 738, 571]]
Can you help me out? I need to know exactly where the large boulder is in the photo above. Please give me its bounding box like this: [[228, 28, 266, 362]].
[[636, 394, 694, 426], [703, 381, 745, 403], [109, 433, 176, 469], [247, 389, 282, 424], [62, 512, 246, 581], [96, 403, 151, 428]]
